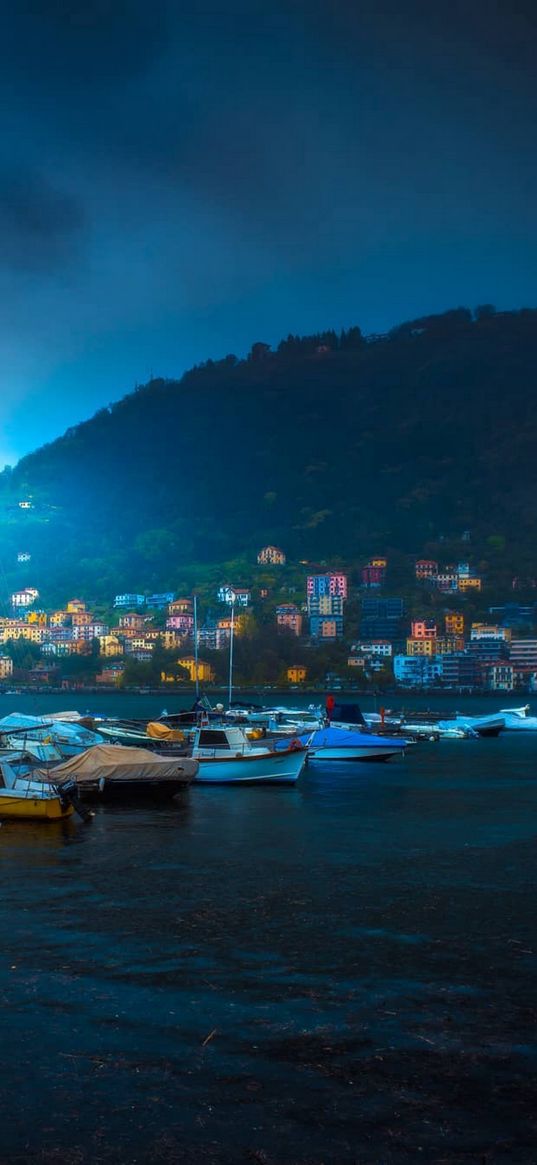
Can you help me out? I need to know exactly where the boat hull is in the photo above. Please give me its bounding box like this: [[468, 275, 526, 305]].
[[80, 778, 190, 800], [307, 744, 406, 762], [194, 747, 306, 784], [0, 795, 73, 820]]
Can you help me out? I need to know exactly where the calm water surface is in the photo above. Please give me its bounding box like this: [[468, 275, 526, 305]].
[[1, 694, 537, 1163]]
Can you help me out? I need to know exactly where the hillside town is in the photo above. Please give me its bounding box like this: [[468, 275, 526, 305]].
[[1, 546, 536, 692]]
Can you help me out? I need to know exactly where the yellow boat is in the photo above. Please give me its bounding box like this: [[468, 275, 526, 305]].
[[0, 757, 74, 822], [0, 794, 73, 821]]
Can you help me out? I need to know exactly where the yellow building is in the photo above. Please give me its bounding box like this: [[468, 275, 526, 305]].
[[161, 630, 184, 651], [445, 613, 464, 636], [4, 623, 46, 644], [458, 577, 482, 592], [176, 657, 215, 683], [66, 598, 87, 613], [26, 610, 48, 626], [99, 634, 123, 657], [50, 611, 68, 627], [0, 656, 13, 679], [370, 557, 387, 568], [287, 665, 307, 683], [406, 637, 435, 656]]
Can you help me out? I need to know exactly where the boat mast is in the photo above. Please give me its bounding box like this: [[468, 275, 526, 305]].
[[228, 602, 235, 709], [193, 594, 199, 698]]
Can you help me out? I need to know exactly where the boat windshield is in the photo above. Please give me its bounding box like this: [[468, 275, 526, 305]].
[[198, 730, 231, 750]]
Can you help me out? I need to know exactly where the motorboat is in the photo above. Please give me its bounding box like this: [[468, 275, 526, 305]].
[[43, 744, 198, 799], [189, 725, 308, 784], [437, 712, 506, 737], [296, 726, 410, 762], [0, 713, 104, 756], [497, 705, 537, 730], [0, 755, 77, 821]]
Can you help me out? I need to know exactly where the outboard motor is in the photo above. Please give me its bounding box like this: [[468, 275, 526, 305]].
[[56, 778, 94, 822]]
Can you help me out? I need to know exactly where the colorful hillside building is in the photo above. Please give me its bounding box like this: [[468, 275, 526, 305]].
[[168, 598, 193, 615], [287, 666, 307, 683], [445, 612, 465, 636], [176, 657, 215, 683], [415, 559, 438, 580], [114, 594, 146, 608], [361, 562, 386, 587], [66, 598, 86, 614], [410, 619, 437, 639], [257, 546, 286, 565], [11, 588, 39, 608], [406, 637, 437, 656], [307, 573, 347, 638], [458, 576, 482, 592], [217, 585, 251, 607], [276, 604, 303, 636]]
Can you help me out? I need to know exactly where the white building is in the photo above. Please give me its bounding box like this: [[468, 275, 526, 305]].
[[11, 588, 39, 608]]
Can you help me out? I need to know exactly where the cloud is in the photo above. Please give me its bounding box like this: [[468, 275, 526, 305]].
[[0, 169, 85, 272]]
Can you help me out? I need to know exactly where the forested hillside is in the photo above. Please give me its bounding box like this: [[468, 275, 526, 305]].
[[1, 306, 536, 604]]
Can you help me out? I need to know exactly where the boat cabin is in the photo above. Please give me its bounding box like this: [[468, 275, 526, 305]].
[[192, 725, 262, 756]]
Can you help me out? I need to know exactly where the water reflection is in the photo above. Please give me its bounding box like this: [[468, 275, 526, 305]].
[[1, 741, 537, 1162]]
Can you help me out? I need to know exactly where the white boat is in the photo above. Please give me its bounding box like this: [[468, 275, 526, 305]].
[[438, 713, 505, 737], [191, 725, 308, 784], [498, 705, 537, 730]]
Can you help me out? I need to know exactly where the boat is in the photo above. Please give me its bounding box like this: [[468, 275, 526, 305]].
[[190, 725, 308, 784], [43, 744, 198, 799], [0, 756, 77, 821], [497, 705, 537, 730], [296, 726, 410, 762], [0, 713, 104, 756], [437, 712, 505, 737]]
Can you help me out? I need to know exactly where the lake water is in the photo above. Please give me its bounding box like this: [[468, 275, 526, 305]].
[[1, 693, 537, 1163]]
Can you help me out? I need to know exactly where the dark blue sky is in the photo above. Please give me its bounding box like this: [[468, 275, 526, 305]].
[[1, 1, 536, 465]]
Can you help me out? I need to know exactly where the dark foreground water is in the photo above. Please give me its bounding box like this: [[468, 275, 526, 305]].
[[1, 699, 537, 1163]]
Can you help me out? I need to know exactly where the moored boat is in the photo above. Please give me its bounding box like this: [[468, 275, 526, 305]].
[[190, 725, 308, 784], [498, 705, 537, 730], [297, 726, 410, 762], [44, 744, 198, 799], [0, 757, 75, 821]]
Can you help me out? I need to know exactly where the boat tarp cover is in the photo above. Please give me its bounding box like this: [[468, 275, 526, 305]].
[[146, 721, 186, 741], [49, 744, 191, 784], [298, 727, 407, 749], [0, 713, 103, 745]]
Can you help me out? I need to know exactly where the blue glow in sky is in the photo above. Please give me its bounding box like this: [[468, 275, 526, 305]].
[[1, 1, 536, 465]]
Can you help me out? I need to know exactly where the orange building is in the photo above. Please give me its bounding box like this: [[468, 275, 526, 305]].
[[410, 619, 437, 639], [445, 612, 465, 636]]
